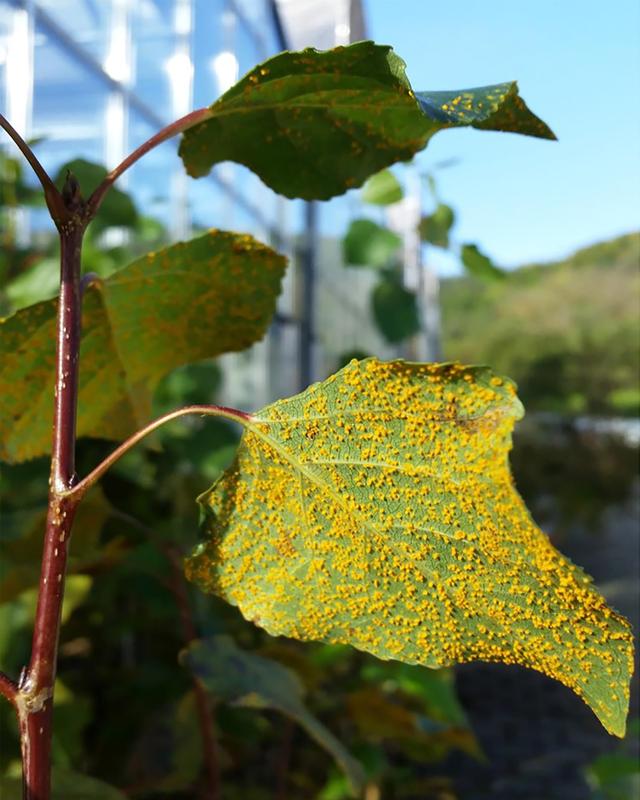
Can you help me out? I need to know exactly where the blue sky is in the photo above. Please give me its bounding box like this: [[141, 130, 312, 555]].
[[363, 0, 640, 269]]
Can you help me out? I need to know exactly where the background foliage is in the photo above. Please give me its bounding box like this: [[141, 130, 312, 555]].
[[441, 233, 640, 417], [0, 38, 638, 798]]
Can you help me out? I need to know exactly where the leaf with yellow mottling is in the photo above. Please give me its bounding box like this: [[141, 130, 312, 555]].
[[186, 358, 634, 738], [179, 41, 555, 200], [0, 230, 286, 463]]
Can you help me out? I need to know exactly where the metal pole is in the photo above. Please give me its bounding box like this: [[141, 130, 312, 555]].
[[298, 200, 317, 389]]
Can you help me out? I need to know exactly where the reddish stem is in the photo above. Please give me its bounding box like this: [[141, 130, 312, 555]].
[[2, 102, 227, 800], [87, 107, 211, 218], [48, 224, 84, 492], [0, 672, 18, 704], [18, 206, 86, 800], [65, 404, 251, 502], [0, 114, 66, 222]]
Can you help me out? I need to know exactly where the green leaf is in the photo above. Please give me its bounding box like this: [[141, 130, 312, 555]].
[[52, 681, 93, 767], [586, 753, 640, 800], [360, 662, 468, 727], [128, 691, 205, 793], [346, 686, 477, 762], [415, 82, 556, 139], [153, 362, 223, 413], [343, 219, 401, 268], [5, 256, 61, 310], [184, 635, 365, 794], [0, 769, 128, 799], [0, 230, 286, 462], [420, 204, 455, 248], [371, 275, 421, 343], [0, 490, 120, 602], [461, 243, 505, 281], [361, 169, 404, 206], [54, 159, 138, 232], [186, 358, 634, 737], [179, 42, 555, 200], [1, 152, 45, 209]]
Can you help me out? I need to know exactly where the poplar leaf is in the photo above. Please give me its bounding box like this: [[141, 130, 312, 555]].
[[361, 169, 404, 206], [179, 41, 555, 200], [420, 204, 455, 249], [371, 276, 421, 343], [461, 243, 505, 282], [343, 219, 401, 268], [186, 358, 634, 737], [0, 230, 286, 462], [184, 635, 365, 794]]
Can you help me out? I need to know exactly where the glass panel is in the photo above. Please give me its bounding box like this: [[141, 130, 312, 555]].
[[0, 1, 13, 118], [130, 0, 176, 119], [127, 115, 174, 227], [235, 11, 261, 77], [234, 0, 275, 57], [1, 0, 288, 247], [36, 0, 113, 63], [32, 22, 108, 174], [193, 0, 226, 106]]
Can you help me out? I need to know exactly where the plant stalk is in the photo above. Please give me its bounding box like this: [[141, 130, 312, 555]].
[[0, 672, 18, 704], [18, 213, 86, 800], [63, 404, 251, 503], [0, 114, 66, 222], [87, 107, 210, 218]]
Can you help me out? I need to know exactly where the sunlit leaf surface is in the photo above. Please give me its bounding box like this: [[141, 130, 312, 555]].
[[187, 358, 633, 737], [0, 230, 286, 462], [179, 41, 555, 200], [184, 635, 365, 793]]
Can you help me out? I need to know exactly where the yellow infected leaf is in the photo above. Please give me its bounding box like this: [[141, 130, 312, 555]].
[[0, 230, 286, 462], [186, 358, 634, 737]]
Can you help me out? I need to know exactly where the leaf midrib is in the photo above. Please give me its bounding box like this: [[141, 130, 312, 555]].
[[195, 96, 424, 124]]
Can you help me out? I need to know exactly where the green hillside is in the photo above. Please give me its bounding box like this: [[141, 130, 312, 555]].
[[440, 232, 640, 415]]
